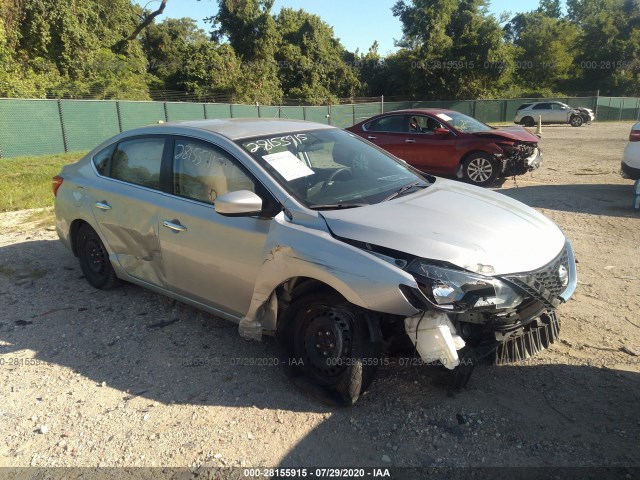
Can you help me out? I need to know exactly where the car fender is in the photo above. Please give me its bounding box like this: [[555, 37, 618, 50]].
[[238, 212, 421, 340]]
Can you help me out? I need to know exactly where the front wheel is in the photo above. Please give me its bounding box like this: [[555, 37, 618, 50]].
[[279, 292, 381, 406], [570, 115, 584, 127], [76, 224, 119, 290], [461, 153, 499, 187]]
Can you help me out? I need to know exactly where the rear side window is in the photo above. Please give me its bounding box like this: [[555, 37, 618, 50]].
[[533, 103, 551, 110], [364, 115, 406, 133], [110, 138, 165, 190], [92, 145, 114, 175], [517, 104, 532, 111]]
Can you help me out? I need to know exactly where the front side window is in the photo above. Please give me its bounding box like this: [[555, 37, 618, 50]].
[[173, 138, 255, 204], [239, 129, 429, 209], [409, 115, 445, 134], [110, 138, 165, 190]]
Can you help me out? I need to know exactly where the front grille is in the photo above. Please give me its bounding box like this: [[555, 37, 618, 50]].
[[494, 311, 561, 365], [503, 247, 570, 308]]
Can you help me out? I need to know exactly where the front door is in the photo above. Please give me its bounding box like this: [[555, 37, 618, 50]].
[[401, 115, 458, 174], [158, 137, 271, 317]]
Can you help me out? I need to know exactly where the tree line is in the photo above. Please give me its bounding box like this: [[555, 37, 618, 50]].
[[0, 0, 638, 104]]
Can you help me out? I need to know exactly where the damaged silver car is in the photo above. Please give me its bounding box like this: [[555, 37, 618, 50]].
[[54, 119, 577, 405]]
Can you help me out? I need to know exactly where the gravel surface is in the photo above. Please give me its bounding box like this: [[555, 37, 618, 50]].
[[0, 122, 639, 472]]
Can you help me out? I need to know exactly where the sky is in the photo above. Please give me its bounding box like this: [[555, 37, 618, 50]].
[[136, 0, 548, 55]]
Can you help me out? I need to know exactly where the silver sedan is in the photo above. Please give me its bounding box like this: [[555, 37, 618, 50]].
[[54, 119, 576, 405]]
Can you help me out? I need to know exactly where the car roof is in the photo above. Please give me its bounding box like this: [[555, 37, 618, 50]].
[[377, 109, 459, 116], [119, 118, 335, 141]]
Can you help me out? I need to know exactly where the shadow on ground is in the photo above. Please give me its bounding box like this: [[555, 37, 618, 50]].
[[1, 239, 639, 468], [498, 183, 638, 217]]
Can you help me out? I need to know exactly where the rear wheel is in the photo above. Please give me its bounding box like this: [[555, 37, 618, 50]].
[[279, 291, 381, 406], [522, 116, 535, 127], [570, 115, 583, 127], [76, 224, 119, 290], [461, 153, 499, 187]]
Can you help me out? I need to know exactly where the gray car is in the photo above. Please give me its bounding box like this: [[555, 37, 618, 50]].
[[514, 101, 595, 127], [53, 119, 577, 405]]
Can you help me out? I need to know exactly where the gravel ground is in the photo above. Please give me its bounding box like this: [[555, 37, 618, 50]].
[[0, 122, 639, 474]]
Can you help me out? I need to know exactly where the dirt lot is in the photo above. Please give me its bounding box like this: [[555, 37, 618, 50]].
[[0, 122, 639, 473]]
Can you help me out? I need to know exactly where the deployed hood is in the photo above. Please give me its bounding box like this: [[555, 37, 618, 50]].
[[473, 126, 539, 143], [319, 179, 566, 276]]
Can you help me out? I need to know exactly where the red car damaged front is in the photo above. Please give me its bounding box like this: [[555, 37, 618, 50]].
[[347, 109, 542, 187]]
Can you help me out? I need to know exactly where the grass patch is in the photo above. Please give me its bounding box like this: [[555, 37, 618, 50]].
[[0, 152, 87, 212]]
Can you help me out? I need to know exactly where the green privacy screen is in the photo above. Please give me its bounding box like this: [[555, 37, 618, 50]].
[[61, 100, 120, 152], [205, 103, 232, 119], [120, 101, 167, 130], [165, 102, 205, 121], [2, 95, 638, 158], [0, 99, 65, 158]]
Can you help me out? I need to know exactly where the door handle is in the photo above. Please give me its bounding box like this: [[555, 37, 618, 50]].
[[405, 139, 416, 143], [367, 136, 377, 140], [163, 220, 187, 232], [95, 202, 112, 210]]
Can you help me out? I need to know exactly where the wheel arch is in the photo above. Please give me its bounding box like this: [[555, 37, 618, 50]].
[[69, 219, 92, 257]]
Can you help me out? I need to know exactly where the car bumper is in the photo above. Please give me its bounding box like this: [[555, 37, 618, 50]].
[[621, 161, 640, 180]]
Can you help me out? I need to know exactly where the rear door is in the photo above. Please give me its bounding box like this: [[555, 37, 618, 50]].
[[361, 114, 408, 157], [157, 137, 273, 317], [532, 103, 553, 123], [90, 136, 169, 287]]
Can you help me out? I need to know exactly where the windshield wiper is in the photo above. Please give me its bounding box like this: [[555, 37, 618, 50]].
[[383, 181, 429, 201], [308, 203, 369, 211]]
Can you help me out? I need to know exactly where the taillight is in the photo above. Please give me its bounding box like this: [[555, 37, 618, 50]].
[[630, 130, 640, 142], [52, 175, 64, 196]]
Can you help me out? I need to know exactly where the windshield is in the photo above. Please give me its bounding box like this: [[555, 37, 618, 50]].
[[439, 111, 493, 133], [238, 128, 429, 209]]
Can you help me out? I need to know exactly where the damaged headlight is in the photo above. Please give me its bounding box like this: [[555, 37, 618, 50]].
[[406, 260, 522, 311]]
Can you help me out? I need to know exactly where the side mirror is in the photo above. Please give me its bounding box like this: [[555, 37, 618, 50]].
[[434, 127, 451, 136], [215, 190, 263, 217]]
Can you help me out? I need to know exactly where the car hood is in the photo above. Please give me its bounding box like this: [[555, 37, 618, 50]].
[[472, 127, 539, 143], [319, 179, 566, 276]]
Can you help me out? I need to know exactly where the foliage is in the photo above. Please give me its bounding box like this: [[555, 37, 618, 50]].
[[1, 0, 639, 102]]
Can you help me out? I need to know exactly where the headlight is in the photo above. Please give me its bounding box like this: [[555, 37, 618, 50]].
[[406, 260, 522, 311]]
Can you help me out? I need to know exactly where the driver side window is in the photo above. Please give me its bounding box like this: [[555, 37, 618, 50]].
[[172, 139, 255, 204]]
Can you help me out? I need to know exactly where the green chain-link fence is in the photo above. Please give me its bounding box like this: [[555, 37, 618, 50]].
[[1, 96, 638, 158]]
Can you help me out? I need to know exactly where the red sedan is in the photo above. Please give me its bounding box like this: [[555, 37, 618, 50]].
[[347, 109, 542, 187]]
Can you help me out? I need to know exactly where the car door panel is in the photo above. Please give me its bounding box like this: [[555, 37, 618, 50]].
[[90, 137, 168, 287], [402, 115, 458, 173], [158, 137, 271, 316]]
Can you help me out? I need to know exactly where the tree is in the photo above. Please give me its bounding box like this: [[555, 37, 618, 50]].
[[391, 0, 515, 98], [204, 0, 282, 103], [566, 0, 640, 95], [274, 8, 360, 103], [505, 12, 580, 92]]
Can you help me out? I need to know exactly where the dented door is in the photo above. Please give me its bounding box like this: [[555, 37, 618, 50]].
[[90, 137, 168, 287]]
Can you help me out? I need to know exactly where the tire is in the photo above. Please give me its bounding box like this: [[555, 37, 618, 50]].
[[279, 291, 381, 406], [570, 115, 583, 127], [461, 152, 499, 187], [76, 224, 119, 290], [522, 117, 535, 127]]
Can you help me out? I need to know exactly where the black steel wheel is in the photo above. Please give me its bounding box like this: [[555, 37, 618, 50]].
[[280, 291, 381, 406], [76, 224, 119, 290]]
